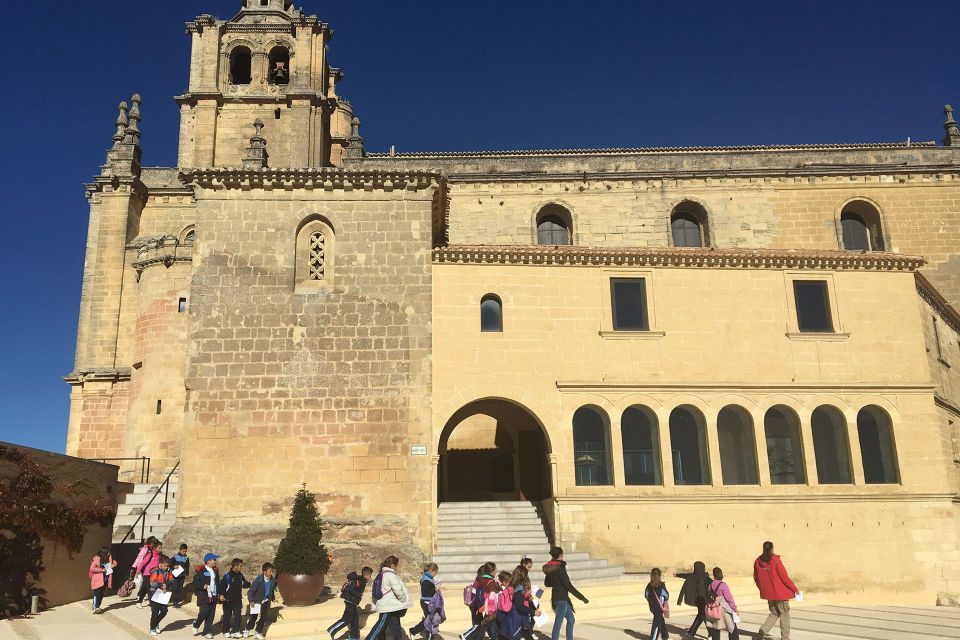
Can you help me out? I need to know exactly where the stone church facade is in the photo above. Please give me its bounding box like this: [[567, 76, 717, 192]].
[[66, 0, 960, 602]]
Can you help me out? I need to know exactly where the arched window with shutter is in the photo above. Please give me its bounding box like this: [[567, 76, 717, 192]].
[[535, 204, 572, 245], [480, 294, 503, 332], [840, 200, 885, 251], [670, 202, 710, 247]]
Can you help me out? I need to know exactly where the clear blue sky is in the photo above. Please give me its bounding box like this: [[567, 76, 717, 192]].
[[0, 1, 953, 453]]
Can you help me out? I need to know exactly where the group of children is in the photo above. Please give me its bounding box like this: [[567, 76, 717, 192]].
[[644, 562, 742, 640], [92, 536, 277, 639]]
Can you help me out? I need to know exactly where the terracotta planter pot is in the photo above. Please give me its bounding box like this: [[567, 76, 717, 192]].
[[277, 572, 326, 606]]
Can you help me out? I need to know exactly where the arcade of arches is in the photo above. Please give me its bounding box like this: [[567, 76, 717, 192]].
[[439, 399, 899, 503]]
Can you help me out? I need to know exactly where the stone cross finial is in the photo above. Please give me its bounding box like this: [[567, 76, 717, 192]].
[[345, 116, 365, 159], [944, 105, 960, 146], [243, 118, 269, 170], [112, 102, 128, 147]]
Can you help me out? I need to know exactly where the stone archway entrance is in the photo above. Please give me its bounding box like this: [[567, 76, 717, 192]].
[[439, 399, 552, 503]]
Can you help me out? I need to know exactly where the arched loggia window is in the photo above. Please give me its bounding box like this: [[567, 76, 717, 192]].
[[621, 406, 661, 485], [764, 406, 806, 484], [811, 406, 852, 484], [573, 406, 611, 486], [857, 406, 899, 484], [717, 405, 758, 485], [268, 46, 290, 85], [669, 405, 710, 485]]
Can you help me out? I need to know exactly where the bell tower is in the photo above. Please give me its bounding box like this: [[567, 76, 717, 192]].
[[175, 1, 356, 169]]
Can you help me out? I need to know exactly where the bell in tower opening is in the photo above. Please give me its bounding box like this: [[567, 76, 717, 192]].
[[269, 46, 290, 85]]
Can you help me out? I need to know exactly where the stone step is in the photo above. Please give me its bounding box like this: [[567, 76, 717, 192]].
[[431, 551, 592, 564], [439, 501, 541, 509], [130, 481, 180, 494], [437, 532, 548, 544], [437, 523, 547, 533], [113, 512, 177, 527], [120, 490, 179, 506], [439, 565, 627, 585]]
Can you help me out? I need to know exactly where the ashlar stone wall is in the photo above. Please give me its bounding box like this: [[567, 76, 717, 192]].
[[166, 174, 437, 576]]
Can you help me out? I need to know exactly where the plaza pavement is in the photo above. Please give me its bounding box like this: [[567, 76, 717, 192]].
[[1, 594, 957, 640]]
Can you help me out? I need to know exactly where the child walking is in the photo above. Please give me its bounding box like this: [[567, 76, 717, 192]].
[[706, 567, 740, 640], [136, 541, 163, 607], [219, 558, 251, 638], [88, 547, 117, 613], [147, 555, 174, 636], [172, 544, 190, 607], [192, 553, 221, 639], [328, 565, 373, 640], [677, 561, 710, 639], [246, 562, 277, 640], [365, 555, 411, 640], [409, 563, 439, 639], [645, 568, 670, 640]]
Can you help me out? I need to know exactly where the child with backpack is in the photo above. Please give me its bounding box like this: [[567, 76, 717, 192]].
[[130, 536, 158, 597], [328, 565, 373, 640], [543, 548, 588, 640], [219, 558, 251, 638], [409, 563, 439, 639], [498, 566, 540, 640], [136, 540, 162, 607], [246, 562, 277, 640], [645, 568, 670, 640], [705, 567, 739, 640], [147, 555, 174, 636], [365, 555, 411, 640], [192, 552, 221, 639]]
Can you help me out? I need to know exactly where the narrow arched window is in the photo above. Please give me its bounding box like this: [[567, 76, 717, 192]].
[[536, 205, 572, 245], [229, 47, 252, 85], [764, 406, 806, 484], [717, 405, 758, 485], [480, 294, 502, 332], [268, 46, 290, 85], [840, 201, 885, 251], [811, 406, 852, 484], [573, 406, 611, 486], [295, 216, 335, 289], [857, 406, 899, 484], [670, 202, 709, 247], [622, 406, 661, 485], [669, 405, 710, 485]]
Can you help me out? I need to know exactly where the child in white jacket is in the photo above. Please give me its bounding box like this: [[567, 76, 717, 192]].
[[365, 555, 412, 640]]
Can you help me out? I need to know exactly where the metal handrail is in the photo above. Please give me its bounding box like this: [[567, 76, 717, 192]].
[[89, 456, 151, 483], [120, 460, 180, 545]]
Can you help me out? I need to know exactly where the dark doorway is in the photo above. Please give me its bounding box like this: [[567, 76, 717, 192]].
[[439, 399, 552, 503]]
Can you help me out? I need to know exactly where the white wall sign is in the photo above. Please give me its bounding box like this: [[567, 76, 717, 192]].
[[410, 445, 428, 456]]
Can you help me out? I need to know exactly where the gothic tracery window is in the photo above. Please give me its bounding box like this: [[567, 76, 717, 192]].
[[308, 231, 326, 280]]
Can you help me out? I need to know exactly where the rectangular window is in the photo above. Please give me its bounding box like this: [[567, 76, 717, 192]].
[[178, 297, 187, 313], [610, 278, 649, 331], [793, 280, 833, 333]]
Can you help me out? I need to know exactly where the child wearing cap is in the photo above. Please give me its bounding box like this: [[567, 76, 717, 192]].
[[191, 553, 221, 639]]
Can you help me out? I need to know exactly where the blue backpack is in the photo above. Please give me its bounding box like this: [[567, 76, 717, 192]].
[[372, 572, 386, 600]]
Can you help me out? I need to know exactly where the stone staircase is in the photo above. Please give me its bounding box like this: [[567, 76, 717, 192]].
[[433, 501, 626, 584], [111, 473, 179, 544]]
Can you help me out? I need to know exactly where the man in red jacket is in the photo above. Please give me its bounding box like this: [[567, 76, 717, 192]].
[[753, 541, 800, 640]]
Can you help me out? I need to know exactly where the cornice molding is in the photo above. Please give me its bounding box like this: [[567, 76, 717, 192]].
[[916, 272, 960, 335], [433, 245, 926, 272], [131, 255, 193, 282], [63, 368, 132, 385], [179, 167, 442, 192]]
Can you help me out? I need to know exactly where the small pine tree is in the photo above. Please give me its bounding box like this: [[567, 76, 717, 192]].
[[274, 485, 331, 575]]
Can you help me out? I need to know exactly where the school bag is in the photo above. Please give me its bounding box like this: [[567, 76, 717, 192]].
[[462, 584, 474, 607], [117, 575, 136, 598], [372, 571, 388, 600], [704, 583, 723, 622], [497, 586, 514, 613], [469, 582, 486, 613]]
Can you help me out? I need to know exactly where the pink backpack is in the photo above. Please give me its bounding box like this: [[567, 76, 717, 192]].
[[497, 586, 514, 613], [463, 584, 474, 607]]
